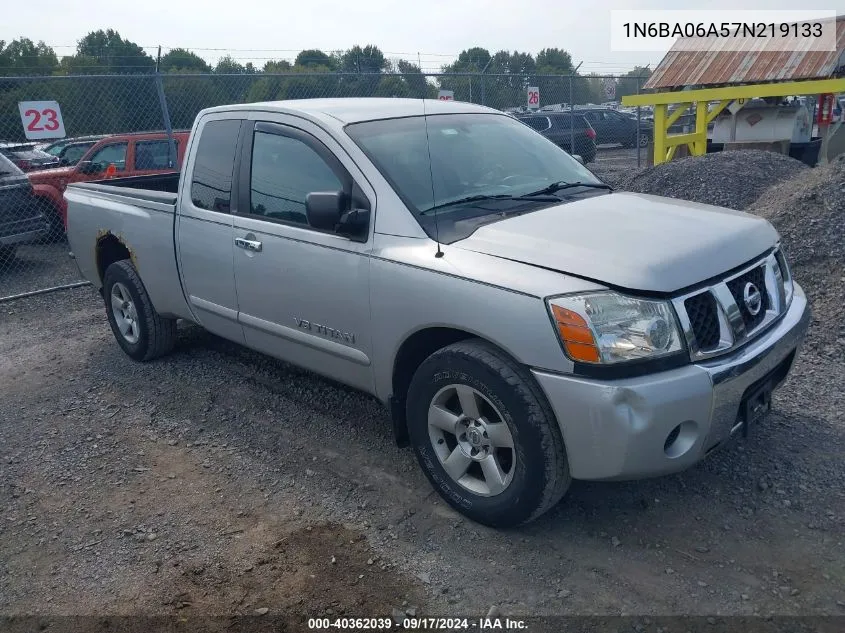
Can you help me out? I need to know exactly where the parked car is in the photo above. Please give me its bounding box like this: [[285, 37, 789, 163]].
[[0, 142, 61, 172], [27, 130, 190, 240], [578, 107, 653, 147], [65, 98, 809, 528], [0, 153, 48, 262], [515, 112, 597, 163], [39, 135, 106, 167]]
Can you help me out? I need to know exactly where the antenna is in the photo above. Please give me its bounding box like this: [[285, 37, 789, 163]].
[[421, 95, 444, 258]]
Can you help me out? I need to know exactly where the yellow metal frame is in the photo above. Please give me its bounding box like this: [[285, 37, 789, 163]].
[[622, 78, 845, 165]]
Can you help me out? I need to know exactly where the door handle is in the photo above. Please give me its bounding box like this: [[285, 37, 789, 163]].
[[235, 237, 262, 252]]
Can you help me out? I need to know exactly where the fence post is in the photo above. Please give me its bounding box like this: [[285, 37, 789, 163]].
[[569, 75, 575, 154], [154, 72, 177, 168], [636, 75, 642, 168]]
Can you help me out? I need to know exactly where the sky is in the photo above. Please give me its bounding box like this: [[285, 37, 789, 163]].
[[1, 0, 829, 74]]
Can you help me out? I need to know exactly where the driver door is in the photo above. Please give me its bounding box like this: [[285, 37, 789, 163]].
[[78, 141, 127, 181], [231, 117, 376, 393]]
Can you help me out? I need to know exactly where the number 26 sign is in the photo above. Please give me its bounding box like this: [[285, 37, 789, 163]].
[[18, 101, 66, 140], [527, 87, 540, 108]]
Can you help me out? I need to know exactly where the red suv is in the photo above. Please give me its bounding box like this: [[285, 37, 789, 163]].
[[27, 130, 190, 239]]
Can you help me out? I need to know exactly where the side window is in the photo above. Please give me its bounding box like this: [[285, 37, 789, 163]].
[[521, 117, 550, 132], [135, 140, 179, 170], [190, 119, 241, 213], [248, 131, 343, 226], [89, 143, 127, 172], [61, 144, 90, 165]]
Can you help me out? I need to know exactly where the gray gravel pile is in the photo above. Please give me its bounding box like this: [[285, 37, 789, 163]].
[[747, 155, 845, 359], [749, 154, 845, 267], [615, 151, 808, 210]]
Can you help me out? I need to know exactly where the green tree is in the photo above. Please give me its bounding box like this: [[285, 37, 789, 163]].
[[339, 45, 387, 74], [74, 29, 154, 73], [57, 54, 103, 75], [295, 49, 336, 70], [439, 47, 493, 104], [395, 59, 432, 98], [0, 38, 58, 75], [535, 48, 574, 72], [616, 66, 651, 100], [214, 54, 244, 74], [159, 48, 211, 73]]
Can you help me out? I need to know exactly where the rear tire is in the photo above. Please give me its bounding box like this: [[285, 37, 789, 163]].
[[103, 260, 177, 361], [39, 201, 66, 243], [406, 339, 570, 527]]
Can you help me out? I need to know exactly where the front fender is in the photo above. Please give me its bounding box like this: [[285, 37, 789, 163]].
[[369, 256, 602, 402], [31, 184, 66, 223]]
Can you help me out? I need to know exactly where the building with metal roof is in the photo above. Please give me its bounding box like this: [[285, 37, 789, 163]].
[[644, 16, 845, 90]]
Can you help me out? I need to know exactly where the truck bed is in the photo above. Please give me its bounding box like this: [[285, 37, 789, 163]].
[[65, 175, 192, 320]]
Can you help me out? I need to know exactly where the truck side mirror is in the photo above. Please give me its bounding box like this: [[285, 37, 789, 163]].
[[306, 189, 370, 240], [306, 191, 345, 230]]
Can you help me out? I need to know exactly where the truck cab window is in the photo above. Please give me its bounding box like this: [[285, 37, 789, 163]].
[[248, 131, 342, 226], [89, 143, 127, 172], [190, 119, 241, 213], [136, 140, 179, 170]]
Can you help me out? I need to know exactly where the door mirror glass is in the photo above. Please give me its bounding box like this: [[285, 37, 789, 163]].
[[305, 191, 345, 230], [305, 190, 370, 239]]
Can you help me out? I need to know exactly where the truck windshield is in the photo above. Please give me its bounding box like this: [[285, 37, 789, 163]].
[[345, 112, 604, 242]]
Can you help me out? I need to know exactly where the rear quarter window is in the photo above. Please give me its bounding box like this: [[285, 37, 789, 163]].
[[519, 117, 551, 132], [550, 115, 583, 129], [189, 120, 242, 213]]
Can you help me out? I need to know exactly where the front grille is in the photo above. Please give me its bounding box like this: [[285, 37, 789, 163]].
[[726, 265, 769, 331], [684, 292, 720, 351], [673, 250, 789, 360]]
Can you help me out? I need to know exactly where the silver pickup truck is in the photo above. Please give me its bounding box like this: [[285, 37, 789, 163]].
[[65, 98, 810, 527]]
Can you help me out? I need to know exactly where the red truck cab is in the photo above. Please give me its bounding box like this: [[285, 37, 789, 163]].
[[27, 130, 190, 239]]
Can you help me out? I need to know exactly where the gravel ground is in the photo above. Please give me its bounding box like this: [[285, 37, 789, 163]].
[[1, 286, 844, 624], [747, 156, 845, 362], [608, 151, 808, 210], [589, 147, 642, 188], [0, 241, 83, 299]]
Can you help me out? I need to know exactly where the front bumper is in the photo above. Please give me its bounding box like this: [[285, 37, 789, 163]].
[[532, 283, 810, 481]]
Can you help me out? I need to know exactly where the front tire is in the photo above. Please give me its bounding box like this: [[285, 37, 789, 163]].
[[406, 339, 570, 527], [103, 260, 176, 361]]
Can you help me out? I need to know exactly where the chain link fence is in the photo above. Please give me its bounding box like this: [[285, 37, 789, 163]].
[[0, 71, 646, 300]]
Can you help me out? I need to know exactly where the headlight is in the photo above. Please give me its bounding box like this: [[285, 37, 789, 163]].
[[775, 249, 794, 307], [548, 292, 683, 364]]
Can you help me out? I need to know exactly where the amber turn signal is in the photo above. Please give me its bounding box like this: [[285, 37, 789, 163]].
[[551, 304, 601, 363]]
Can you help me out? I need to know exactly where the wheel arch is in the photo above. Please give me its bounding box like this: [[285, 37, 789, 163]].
[[96, 232, 134, 288], [388, 326, 528, 447]]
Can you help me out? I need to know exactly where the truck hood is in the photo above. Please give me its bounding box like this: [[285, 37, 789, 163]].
[[453, 192, 779, 293], [27, 166, 74, 183]]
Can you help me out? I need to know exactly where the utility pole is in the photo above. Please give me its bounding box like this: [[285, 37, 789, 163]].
[[480, 57, 493, 106], [570, 62, 583, 155]]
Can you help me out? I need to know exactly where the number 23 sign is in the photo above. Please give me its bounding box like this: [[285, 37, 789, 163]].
[[18, 101, 66, 140]]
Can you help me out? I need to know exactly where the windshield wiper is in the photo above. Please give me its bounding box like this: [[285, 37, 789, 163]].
[[420, 193, 560, 215], [525, 181, 613, 196]]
